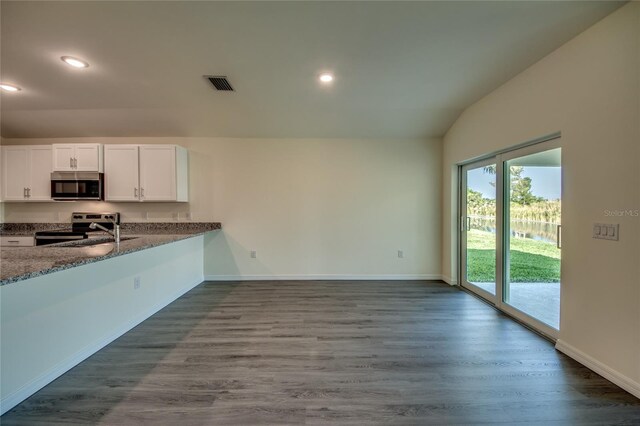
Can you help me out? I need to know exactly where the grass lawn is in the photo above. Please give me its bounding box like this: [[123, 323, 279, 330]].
[[467, 229, 560, 283]]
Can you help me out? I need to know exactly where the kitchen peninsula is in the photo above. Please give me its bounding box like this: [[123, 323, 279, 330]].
[[0, 221, 221, 414], [0, 222, 221, 284]]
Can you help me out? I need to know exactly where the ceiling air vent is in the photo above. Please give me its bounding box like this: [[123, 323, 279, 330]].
[[206, 76, 234, 91]]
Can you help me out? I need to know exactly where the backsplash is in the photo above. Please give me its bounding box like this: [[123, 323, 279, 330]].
[[1, 200, 208, 224]]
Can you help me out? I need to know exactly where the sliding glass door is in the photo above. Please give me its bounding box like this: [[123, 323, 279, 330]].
[[460, 159, 498, 301], [460, 138, 561, 337], [502, 143, 561, 332]]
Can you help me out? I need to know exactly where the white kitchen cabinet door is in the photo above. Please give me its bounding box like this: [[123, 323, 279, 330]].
[[139, 145, 177, 201], [28, 146, 53, 200], [1, 146, 29, 200], [52, 144, 103, 172], [75, 144, 102, 172], [1, 146, 52, 201], [104, 145, 140, 201], [52, 144, 75, 171]]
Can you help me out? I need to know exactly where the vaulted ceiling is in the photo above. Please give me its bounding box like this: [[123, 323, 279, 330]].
[[0, 1, 624, 139]]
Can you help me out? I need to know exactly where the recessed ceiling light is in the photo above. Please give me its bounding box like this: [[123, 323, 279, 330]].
[[319, 73, 334, 83], [61, 56, 89, 69], [0, 83, 21, 92]]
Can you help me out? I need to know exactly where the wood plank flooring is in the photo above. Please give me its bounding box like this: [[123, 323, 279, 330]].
[[2, 280, 639, 425]]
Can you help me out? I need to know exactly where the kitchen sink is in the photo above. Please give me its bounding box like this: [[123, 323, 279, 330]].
[[56, 236, 138, 247]]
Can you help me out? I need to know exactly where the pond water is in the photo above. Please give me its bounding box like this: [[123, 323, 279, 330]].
[[470, 217, 560, 244]]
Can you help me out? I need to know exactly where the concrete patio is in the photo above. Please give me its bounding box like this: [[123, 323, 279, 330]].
[[472, 282, 560, 329]]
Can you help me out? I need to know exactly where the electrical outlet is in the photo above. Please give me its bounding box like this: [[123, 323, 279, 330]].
[[133, 276, 141, 290], [397, 250, 404, 259], [250, 250, 257, 259]]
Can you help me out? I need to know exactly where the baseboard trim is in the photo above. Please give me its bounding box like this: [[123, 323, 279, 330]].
[[204, 274, 443, 282], [441, 276, 458, 286], [555, 339, 640, 399], [0, 276, 203, 416]]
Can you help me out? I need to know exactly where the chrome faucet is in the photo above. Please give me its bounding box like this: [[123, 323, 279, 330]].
[[89, 220, 120, 244]]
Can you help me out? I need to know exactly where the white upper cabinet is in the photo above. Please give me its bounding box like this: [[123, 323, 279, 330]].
[[1, 145, 53, 201], [104, 145, 140, 201], [52, 144, 75, 171], [28, 146, 54, 200], [140, 145, 177, 201], [104, 144, 188, 202], [2, 147, 29, 200], [52, 143, 103, 172], [74, 144, 102, 171]]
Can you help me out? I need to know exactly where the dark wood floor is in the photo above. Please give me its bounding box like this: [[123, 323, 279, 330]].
[[3, 280, 639, 425]]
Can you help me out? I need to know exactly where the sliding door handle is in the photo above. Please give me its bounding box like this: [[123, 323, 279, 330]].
[[557, 225, 562, 249]]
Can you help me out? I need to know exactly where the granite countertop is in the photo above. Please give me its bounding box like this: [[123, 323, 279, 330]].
[[0, 222, 220, 236], [0, 223, 221, 286]]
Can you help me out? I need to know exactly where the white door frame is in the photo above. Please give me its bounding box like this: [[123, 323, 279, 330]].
[[458, 135, 562, 340]]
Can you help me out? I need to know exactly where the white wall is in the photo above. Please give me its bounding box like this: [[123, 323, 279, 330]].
[[0, 137, 5, 222], [2, 137, 442, 279], [0, 235, 204, 414], [442, 3, 639, 394]]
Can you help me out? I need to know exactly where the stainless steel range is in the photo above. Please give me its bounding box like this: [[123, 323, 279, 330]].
[[35, 212, 120, 246]]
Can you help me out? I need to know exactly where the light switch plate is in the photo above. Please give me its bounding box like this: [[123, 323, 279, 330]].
[[593, 223, 619, 241]]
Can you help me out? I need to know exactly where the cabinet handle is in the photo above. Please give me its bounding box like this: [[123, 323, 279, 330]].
[[7, 240, 20, 244], [23, 188, 27, 198], [134, 187, 138, 198], [74, 158, 78, 168], [70, 157, 73, 168], [140, 187, 144, 199], [27, 188, 31, 198]]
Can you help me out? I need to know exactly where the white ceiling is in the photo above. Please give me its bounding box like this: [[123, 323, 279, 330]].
[[0, 1, 624, 139]]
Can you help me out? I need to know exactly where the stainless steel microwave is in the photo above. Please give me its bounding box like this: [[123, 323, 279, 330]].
[[51, 172, 104, 201]]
